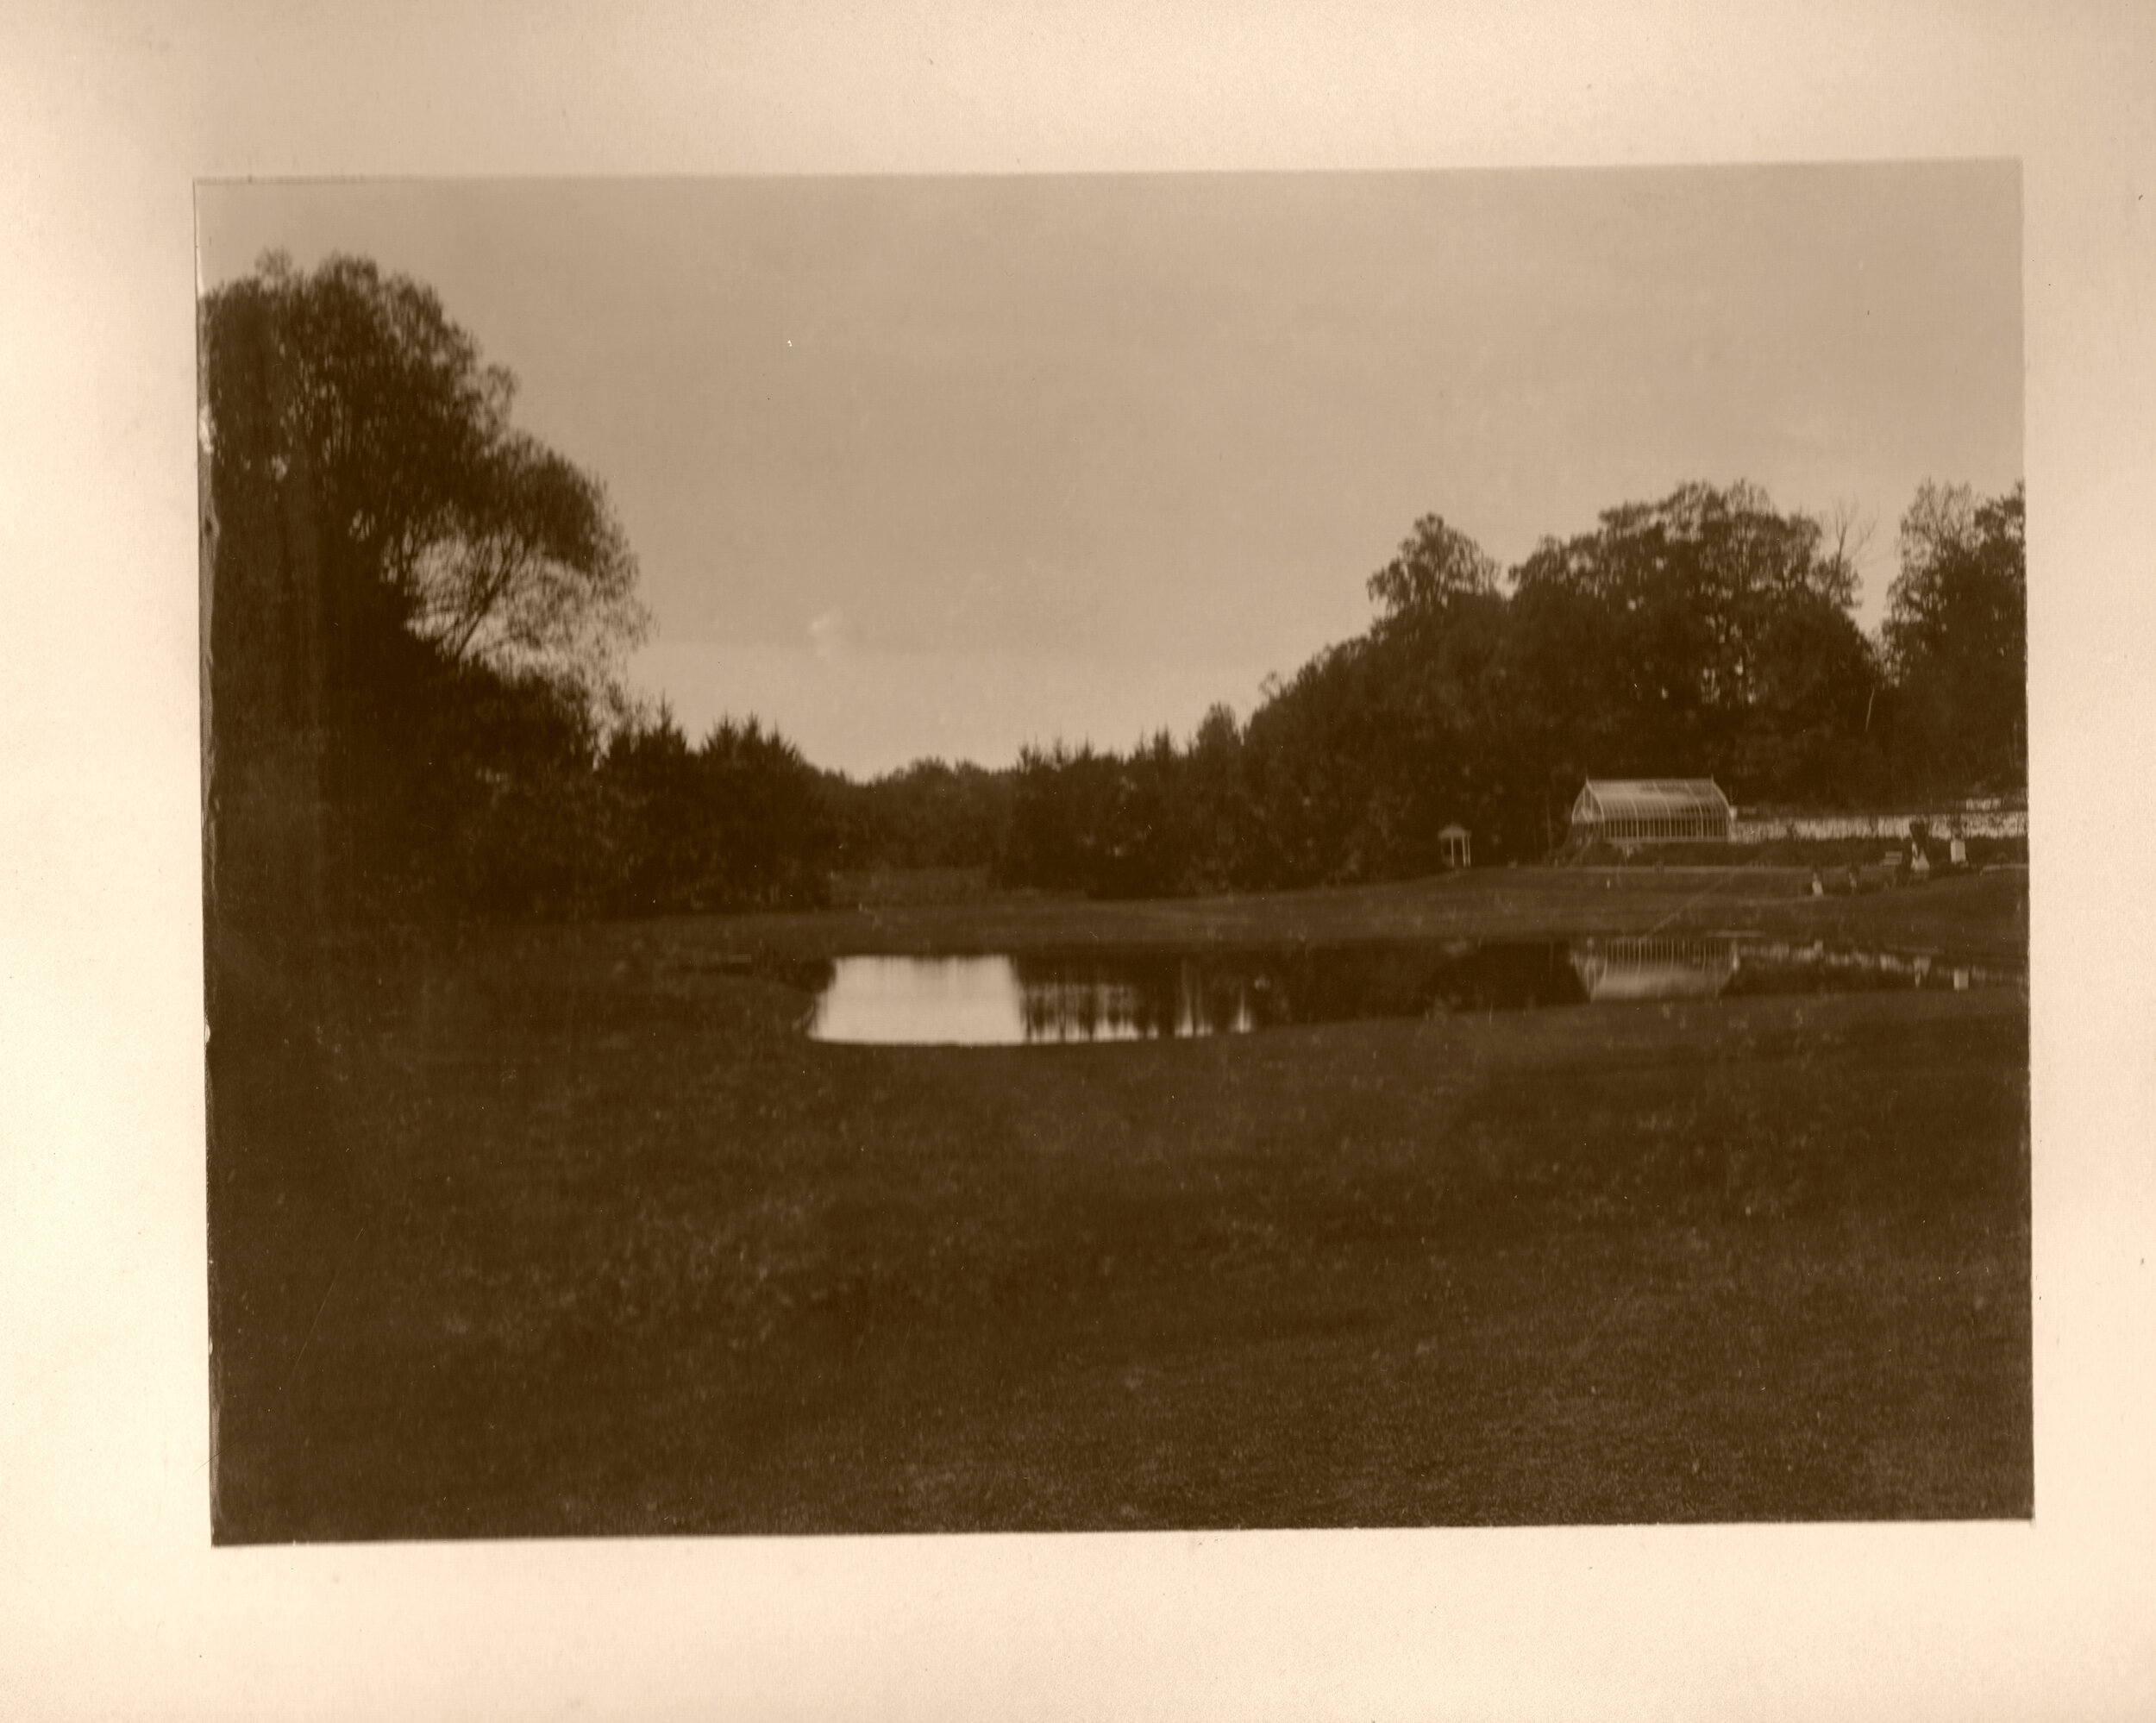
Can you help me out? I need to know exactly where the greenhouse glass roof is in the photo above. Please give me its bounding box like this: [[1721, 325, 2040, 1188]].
[[1574, 780, 1732, 821]]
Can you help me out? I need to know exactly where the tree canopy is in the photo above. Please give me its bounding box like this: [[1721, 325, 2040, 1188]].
[[1882, 479, 2027, 792], [202, 253, 646, 692], [203, 254, 669, 927], [1367, 514, 1502, 622]]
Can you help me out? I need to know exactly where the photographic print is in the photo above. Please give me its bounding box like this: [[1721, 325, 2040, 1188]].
[[197, 167, 2028, 1542]]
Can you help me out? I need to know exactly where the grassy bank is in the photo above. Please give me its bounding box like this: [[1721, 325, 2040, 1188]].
[[208, 867, 2028, 1538], [425, 862, 2028, 965]]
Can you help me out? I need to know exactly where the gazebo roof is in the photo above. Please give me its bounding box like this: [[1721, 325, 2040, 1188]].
[[1575, 779, 1731, 821]]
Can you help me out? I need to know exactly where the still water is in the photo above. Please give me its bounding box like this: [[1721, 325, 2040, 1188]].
[[799, 937, 2015, 1045]]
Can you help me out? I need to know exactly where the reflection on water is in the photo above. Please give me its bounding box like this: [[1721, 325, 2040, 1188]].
[[799, 955, 1025, 1045], [1570, 937, 1738, 1002], [800, 937, 2016, 1045]]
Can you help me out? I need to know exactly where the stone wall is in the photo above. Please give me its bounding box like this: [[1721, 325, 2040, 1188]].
[[1728, 809, 2028, 843]]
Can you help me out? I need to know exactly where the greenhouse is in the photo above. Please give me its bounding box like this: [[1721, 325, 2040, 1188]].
[[1569, 779, 1733, 847]]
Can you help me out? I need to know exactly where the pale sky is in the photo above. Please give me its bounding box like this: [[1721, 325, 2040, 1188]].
[[197, 167, 2021, 777]]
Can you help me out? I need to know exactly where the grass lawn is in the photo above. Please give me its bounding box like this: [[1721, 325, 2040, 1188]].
[[207, 868, 2029, 1538]]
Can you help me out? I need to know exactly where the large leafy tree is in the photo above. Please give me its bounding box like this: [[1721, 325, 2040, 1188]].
[[204, 253, 645, 687], [201, 252, 648, 924], [1881, 479, 2027, 793], [1506, 480, 1875, 801], [1367, 514, 1501, 622]]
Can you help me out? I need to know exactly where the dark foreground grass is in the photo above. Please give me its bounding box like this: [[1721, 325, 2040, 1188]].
[[208, 868, 2028, 1538]]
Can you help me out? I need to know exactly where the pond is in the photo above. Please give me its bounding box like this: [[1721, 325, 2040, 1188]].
[[798, 936, 2018, 1045]]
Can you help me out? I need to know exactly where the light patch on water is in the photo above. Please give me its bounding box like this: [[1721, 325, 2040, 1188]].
[[807, 955, 1028, 1045]]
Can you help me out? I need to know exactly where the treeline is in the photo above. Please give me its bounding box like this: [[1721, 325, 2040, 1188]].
[[204, 254, 2024, 930], [820, 759, 1013, 876], [982, 479, 2025, 896], [802, 477, 2026, 901]]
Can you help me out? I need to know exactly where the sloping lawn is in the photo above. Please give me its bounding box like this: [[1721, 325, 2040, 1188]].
[[208, 869, 2028, 1538]]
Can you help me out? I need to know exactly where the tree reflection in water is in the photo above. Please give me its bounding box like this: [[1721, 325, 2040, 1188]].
[[799, 939, 2015, 1044]]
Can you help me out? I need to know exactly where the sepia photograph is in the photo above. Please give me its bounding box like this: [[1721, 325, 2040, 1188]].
[[16, 2, 2156, 1715], [198, 166, 2029, 1542]]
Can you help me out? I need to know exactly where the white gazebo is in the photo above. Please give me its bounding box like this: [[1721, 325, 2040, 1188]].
[[1438, 823, 1471, 869]]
